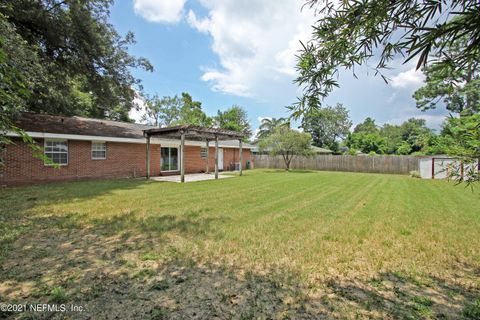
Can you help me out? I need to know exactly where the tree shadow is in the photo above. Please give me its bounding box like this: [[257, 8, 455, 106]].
[[0, 178, 151, 215], [261, 169, 319, 174], [1, 216, 479, 319]]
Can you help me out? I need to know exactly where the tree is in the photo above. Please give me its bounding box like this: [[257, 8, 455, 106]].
[[259, 127, 313, 171], [142, 95, 181, 127], [398, 118, 433, 154], [353, 117, 378, 134], [381, 124, 404, 154], [175, 93, 212, 127], [0, 14, 41, 141], [0, 15, 55, 166], [256, 117, 289, 140], [141, 92, 212, 127], [1, 0, 152, 120], [414, 38, 480, 114], [301, 103, 351, 152], [439, 114, 480, 185], [345, 132, 386, 154], [215, 105, 252, 140], [294, 0, 480, 118]]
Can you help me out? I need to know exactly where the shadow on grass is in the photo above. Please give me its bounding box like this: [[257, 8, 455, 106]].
[[0, 178, 151, 215], [0, 219, 478, 319], [260, 169, 319, 174]]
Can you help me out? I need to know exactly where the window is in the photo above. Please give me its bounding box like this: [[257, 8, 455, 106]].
[[92, 141, 106, 159], [200, 147, 207, 159], [161, 147, 178, 171], [44, 140, 68, 165]]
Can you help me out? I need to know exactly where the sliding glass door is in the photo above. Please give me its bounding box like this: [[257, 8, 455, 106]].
[[160, 147, 179, 171]]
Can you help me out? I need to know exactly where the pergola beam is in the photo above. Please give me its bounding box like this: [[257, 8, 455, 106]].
[[143, 125, 246, 182]]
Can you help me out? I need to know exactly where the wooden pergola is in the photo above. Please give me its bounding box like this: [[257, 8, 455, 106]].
[[143, 125, 245, 183]]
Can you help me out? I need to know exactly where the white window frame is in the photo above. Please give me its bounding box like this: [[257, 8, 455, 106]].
[[160, 147, 179, 172], [91, 141, 107, 160], [44, 139, 68, 166], [200, 147, 207, 159]]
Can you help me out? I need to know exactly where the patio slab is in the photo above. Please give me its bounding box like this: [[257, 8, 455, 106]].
[[150, 173, 234, 183]]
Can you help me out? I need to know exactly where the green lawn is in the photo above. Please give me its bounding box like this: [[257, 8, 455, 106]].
[[0, 170, 479, 319]]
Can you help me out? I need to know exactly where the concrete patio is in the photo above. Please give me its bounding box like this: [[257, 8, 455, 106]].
[[150, 173, 234, 183]]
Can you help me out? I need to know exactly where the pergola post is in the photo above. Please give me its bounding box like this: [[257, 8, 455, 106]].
[[215, 135, 219, 179], [239, 139, 243, 176], [180, 131, 185, 183], [146, 135, 150, 179], [205, 140, 210, 174]]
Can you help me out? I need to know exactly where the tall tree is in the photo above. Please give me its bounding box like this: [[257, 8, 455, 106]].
[[440, 114, 480, 185], [345, 132, 386, 155], [215, 105, 251, 139], [175, 93, 212, 127], [256, 118, 289, 140], [142, 95, 181, 127], [259, 127, 313, 171], [301, 103, 351, 152], [414, 38, 480, 114], [294, 0, 480, 118], [142, 92, 212, 127], [353, 117, 378, 134], [0, 13, 42, 139], [398, 118, 433, 153], [1, 0, 152, 121]]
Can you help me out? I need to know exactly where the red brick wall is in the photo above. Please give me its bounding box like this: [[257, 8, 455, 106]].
[[0, 139, 252, 185], [181, 146, 251, 174], [0, 138, 160, 186]]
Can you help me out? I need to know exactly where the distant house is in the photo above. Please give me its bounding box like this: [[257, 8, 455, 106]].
[[1, 113, 253, 186]]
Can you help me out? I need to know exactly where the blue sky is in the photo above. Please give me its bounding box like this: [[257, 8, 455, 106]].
[[109, 0, 448, 134]]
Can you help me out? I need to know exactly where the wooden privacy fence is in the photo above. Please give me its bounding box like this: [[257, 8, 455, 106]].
[[253, 155, 419, 174]]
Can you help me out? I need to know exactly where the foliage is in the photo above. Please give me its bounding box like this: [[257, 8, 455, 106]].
[[255, 117, 289, 140], [0, 16, 55, 165], [174, 93, 212, 127], [142, 92, 212, 127], [347, 118, 434, 155], [353, 117, 378, 135], [301, 103, 351, 153], [1, 0, 152, 121], [414, 38, 480, 114], [0, 14, 41, 140], [141, 95, 181, 127], [410, 170, 421, 178], [440, 114, 480, 185], [214, 105, 252, 140], [258, 127, 312, 170], [346, 132, 386, 154], [294, 0, 480, 118]]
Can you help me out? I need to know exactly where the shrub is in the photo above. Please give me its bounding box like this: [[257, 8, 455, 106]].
[[410, 170, 421, 178]]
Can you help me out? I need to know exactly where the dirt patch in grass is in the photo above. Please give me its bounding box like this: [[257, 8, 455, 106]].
[[0, 226, 479, 319]]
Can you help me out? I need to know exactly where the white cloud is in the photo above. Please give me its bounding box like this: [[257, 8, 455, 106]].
[[257, 116, 270, 124], [384, 114, 447, 130], [129, 95, 147, 123], [133, 0, 185, 23], [187, 0, 315, 97], [391, 68, 425, 89]]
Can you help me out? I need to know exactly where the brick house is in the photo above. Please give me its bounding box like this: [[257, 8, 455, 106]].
[[1, 113, 253, 186]]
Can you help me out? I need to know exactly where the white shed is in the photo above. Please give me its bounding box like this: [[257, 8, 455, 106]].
[[419, 156, 479, 179]]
